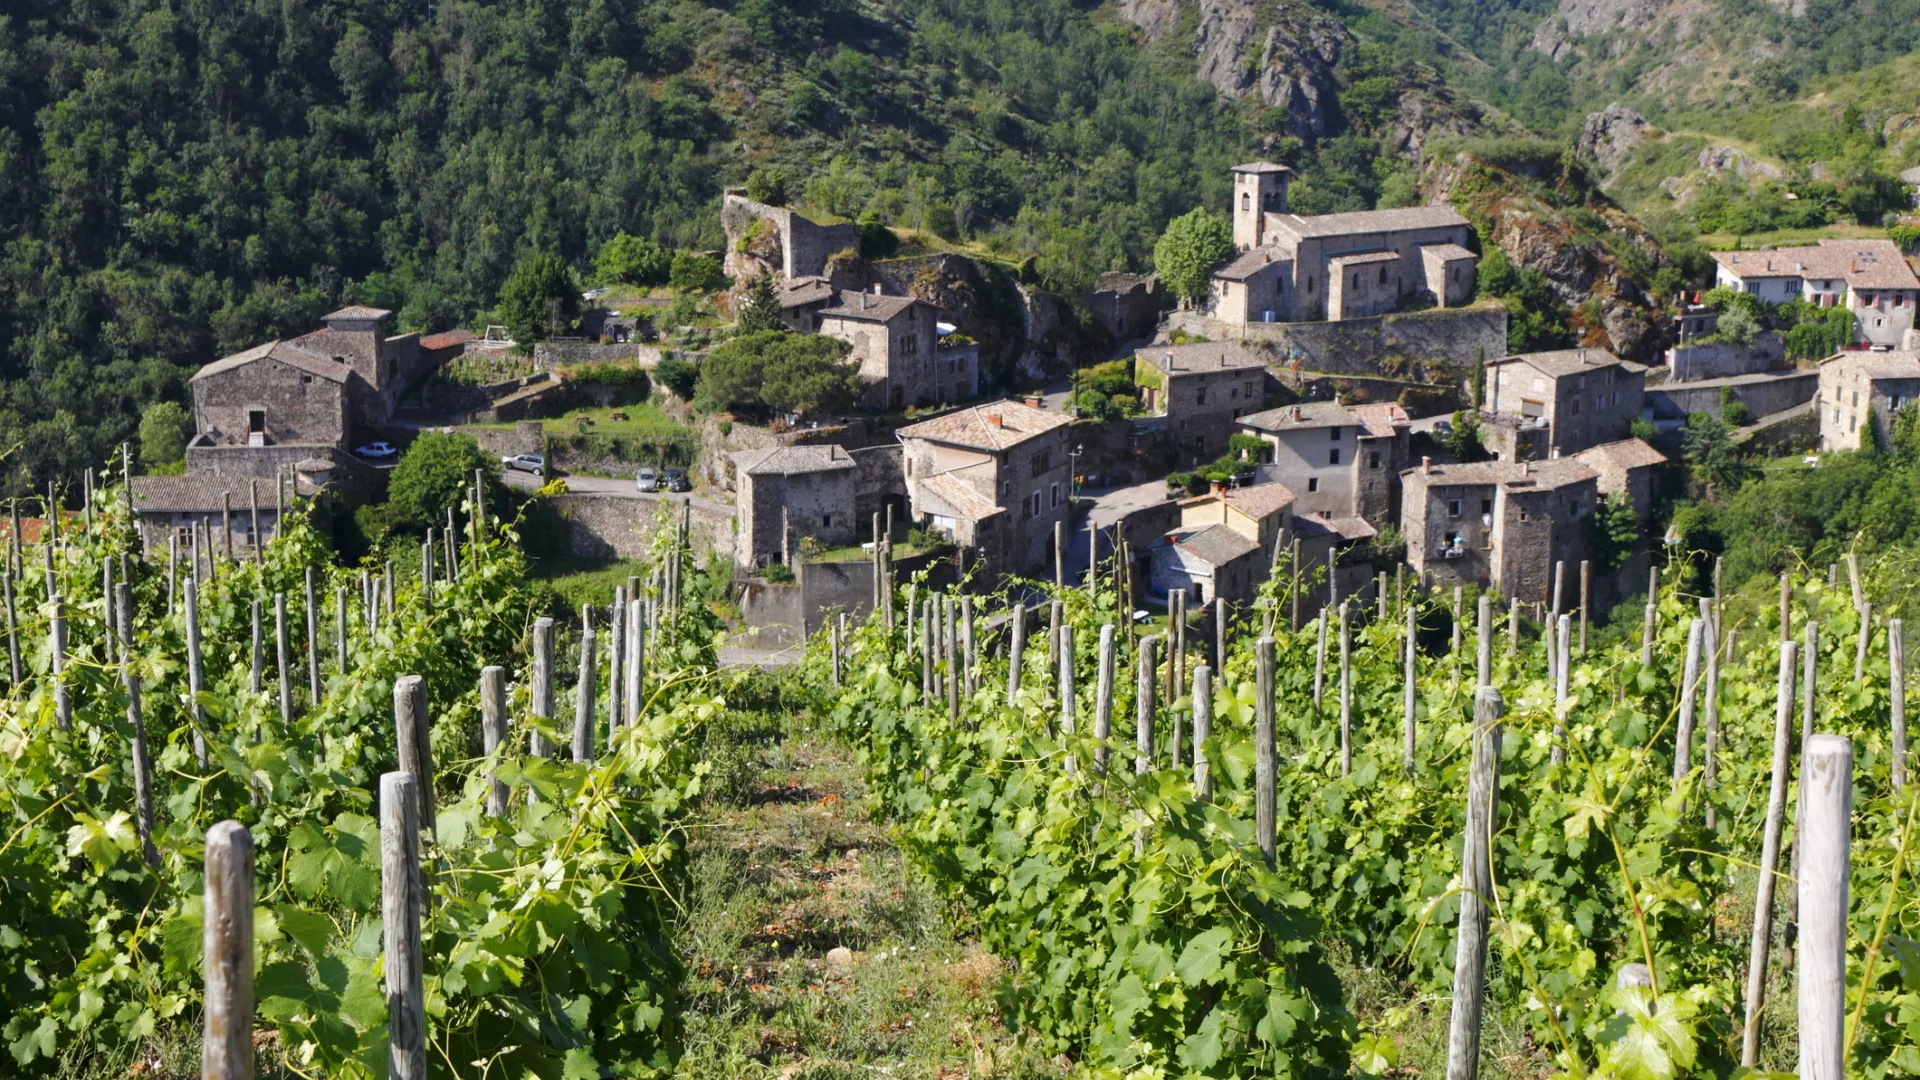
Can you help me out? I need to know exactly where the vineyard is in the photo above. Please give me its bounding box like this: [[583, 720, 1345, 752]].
[[3, 468, 1919, 1079]]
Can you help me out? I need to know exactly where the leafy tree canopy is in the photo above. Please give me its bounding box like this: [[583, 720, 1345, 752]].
[[497, 253, 580, 344], [1152, 208, 1234, 304], [388, 432, 503, 533], [594, 234, 671, 287], [138, 401, 193, 469], [697, 331, 858, 417]]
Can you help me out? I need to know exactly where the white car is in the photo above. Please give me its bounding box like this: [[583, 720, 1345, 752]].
[[355, 441, 397, 459], [502, 453, 545, 475]]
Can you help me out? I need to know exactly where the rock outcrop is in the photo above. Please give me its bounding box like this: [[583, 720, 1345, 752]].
[[1119, 0, 1345, 139], [1697, 144, 1783, 181], [1423, 151, 1669, 362], [1578, 103, 1651, 179]]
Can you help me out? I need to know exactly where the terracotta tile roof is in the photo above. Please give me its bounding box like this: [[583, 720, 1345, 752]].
[[778, 276, 837, 308], [1419, 242, 1476, 261], [1487, 348, 1649, 378], [1221, 482, 1296, 519], [1270, 204, 1468, 240], [1138, 342, 1270, 375], [190, 341, 353, 384], [1575, 438, 1667, 472], [916, 474, 1003, 522], [1347, 402, 1410, 438], [1405, 457, 1599, 491], [322, 306, 391, 321], [897, 399, 1072, 451], [0, 516, 64, 543], [1232, 161, 1293, 175], [1214, 248, 1288, 281], [1711, 239, 1920, 291], [420, 329, 474, 351], [731, 445, 858, 476], [1175, 524, 1261, 566], [1238, 400, 1353, 432], [818, 290, 932, 324]]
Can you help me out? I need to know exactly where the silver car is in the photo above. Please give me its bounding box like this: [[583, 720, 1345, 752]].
[[635, 466, 659, 492], [502, 453, 544, 475]]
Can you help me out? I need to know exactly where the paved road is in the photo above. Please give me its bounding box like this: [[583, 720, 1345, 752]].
[[1060, 476, 1173, 583]]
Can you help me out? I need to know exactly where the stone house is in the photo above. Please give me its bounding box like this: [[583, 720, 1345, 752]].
[[730, 445, 860, 569], [1236, 401, 1363, 521], [1484, 348, 1648, 458], [1134, 342, 1272, 461], [1400, 456, 1599, 603], [818, 288, 974, 410], [776, 276, 838, 331], [1149, 481, 1297, 607], [128, 473, 307, 553], [1572, 438, 1666, 521], [1816, 350, 1920, 451], [1712, 239, 1920, 348], [1212, 161, 1478, 326], [897, 400, 1073, 576], [1347, 402, 1412, 525]]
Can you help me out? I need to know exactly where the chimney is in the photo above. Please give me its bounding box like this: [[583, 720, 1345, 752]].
[[859, 293, 868, 311], [1421, 456, 1431, 475], [872, 283, 882, 295], [1522, 460, 1532, 476], [986, 413, 1003, 429], [1209, 479, 1226, 497], [1292, 405, 1303, 421]]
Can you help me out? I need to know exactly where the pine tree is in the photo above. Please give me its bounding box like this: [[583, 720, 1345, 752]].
[[737, 273, 784, 334]]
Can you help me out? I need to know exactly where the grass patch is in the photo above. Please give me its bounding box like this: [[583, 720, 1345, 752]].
[[471, 401, 689, 440]]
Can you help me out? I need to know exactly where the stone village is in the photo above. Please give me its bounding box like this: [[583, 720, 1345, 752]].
[[124, 162, 1920, 645]]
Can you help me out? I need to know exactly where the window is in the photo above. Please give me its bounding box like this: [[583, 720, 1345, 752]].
[[1242, 192, 1250, 210], [1229, 387, 1237, 400], [1000, 480, 1010, 498], [1447, 499, 1462, 518], [1030, 450, 1052, 477], [1854, 391, 1861, 408], [1532, 378, 1548, 394], [1307, 277, 1315, 294], [901, 333, 919, 355], [1353, 273, 1361, 287], [1518, 507, 1529, 522], [1481, 499, 1493, 515], [1049, 483, 1060, 508], [1328, 448, 1340, 466], [1378, 266, 1387, 284], [1851, 414, 1858, 432], [1569, 398, 1581, 416], [1244, 381, 1255, 397], [1195, 435, 1206, 455], [301, 375, 312, 385], [1329, 426, 1341, 441], [1196, 387, 1207, 405], [1368, 452, 1381, 468], [822, 514, 832, 529], [1307, 477, 1320, 493]]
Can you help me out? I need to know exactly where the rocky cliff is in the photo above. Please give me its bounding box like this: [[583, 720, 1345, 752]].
[[1423, 148, 1669, 361], [1118, 0, 1346, 138]]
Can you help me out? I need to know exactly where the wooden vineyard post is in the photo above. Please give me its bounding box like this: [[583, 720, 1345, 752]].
[[920, 599, 933, 704], [103, 558, 116, 664], [575, 606, 596, 763], [126, 672, 160, 866], [1339, 601, 1352, 777], [1673, 619, 1704, 791], [1403, 608, 1418, 774], [420, 536, 434, 609], [963, 596, 976, 694], [1445, 685, 1504, 1080], [481, 666, 509, 818], [1847, 552, 1863, 610], [380, 771, 427, 1080], [1507, 597, 1519, 659], [946, 597, 961, 724], [609, 586, 626, 732], [2, 568, 17, 685], [1894, 618, 1908, 795], [829, 615, 841, 689], [1313, 608, 1327, 714], [1798, 735, 1853, 1080], [1048, 599, 1063, 675], [248, 480, 261, 564], [530, 617, 554, 759], [1856, 602, 1872, 682], [445, 509, 459, 583], [1641, 569, 1658, 669], [1255, 636, 1275, 863], [1214, 597, 1227, 674], [51, 599, 70, 731], [626, 596, 644, 727], [394, 675, 437, 837], [1093, 625, 1115, 777], [1803, 621, 1819, 745], [1007, 603, 1026, 706], [1552, 615, 1570, 766], [1134, 634, 1156, 857], [165, 536, 177, 617], [1058, 624, 1076, 773], [184, 580, 209, 768], [335, 585, 348, 676], [1451, 585, 1462, 658], [249, 599, 262, 696], [1087, 518, 1099, 595], [1705, 621, 1724, 829], [1377, 572, 1387, 620], [1170, 590, 1185, 769], [1547, 560, 1564, 681], [274, 593, 291, 724], [1780, 572, 1791, 643], [384, 561, 394, 620], [1579, 559, 1590, 656], [304, 568, 320, 706], [473, 467, 487, 543], [1741, 639, 1798, 1067], [1054, 520, 1064, 589], [1192, 663, 1212, 799], [1290, 536, 1301, 632], [202, 820, 254, 1080], [1476, 595, 1492, 690]]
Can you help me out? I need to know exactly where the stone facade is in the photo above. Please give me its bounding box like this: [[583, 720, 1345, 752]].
[[1238, 401, 1362, 520], [817, 290, 964, 410], [1646, 371, 1818, 424], [552, 493, 735, 563], [898, 400, 1073, 577], [1348, 403, 1412, 525], [1163, 304, 1507, 379], [1087, 272, 1165, 342], [1135, 343, 1271, 460], [1400, 457, 1598, 603], [1712, 240, 1920, 348], [1817, 350, 1920, 451], [1485, 348, 1648, 457], [1573, 438, 1666, 521], [1216, 161, 1479, 326], [721, 191, 862, 281], [191, 344, 351, 448], [731, 445, 860, 569]]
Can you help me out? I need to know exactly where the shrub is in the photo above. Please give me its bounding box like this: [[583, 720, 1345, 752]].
[[593, 233, 671, 286], [654, 356, 698, 400], [745, 168, 789, 206], [138, 400, 192, 468], [668, 252, 724, 293]]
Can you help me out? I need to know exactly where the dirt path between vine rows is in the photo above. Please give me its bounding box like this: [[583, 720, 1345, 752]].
[[672, 724, 1060, 1079]]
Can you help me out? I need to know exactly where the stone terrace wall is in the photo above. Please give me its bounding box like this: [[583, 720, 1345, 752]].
[[1165, 304, 1508, 377], [551, 494, 735, 563]]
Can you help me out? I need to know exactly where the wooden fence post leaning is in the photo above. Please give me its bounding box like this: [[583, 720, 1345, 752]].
[[380, 771, 427, 1080], [1134, 634, 1156, 857], [481, 666, 508, 817], [274, 593, 292, 724], [1893, 618, 1907, 795], [1313, 608, 1327, 714], [1552, 615, 1570, 766], [1741, 639, 1798, 1067], [202, 820, 254, 1080], [1445, 685, 1504, 1080], [1339, 601, 1352, 777], [394, 675, 436, 838], [530, 617, 554, 759], [1403, 607, 1417, 774], [1255, 636, 1275, 863], [1007, 603, 1026, 706], [184, 579, 209, 768], [575, 605, 596, 762], [1856, 602, 1872, 683], [1673, 619, 1703, 791], [1798, 734, 1853, 1080], [1093, 625, 1115, 776], [1192, 663, 1212, 799], [1058, 624, 1075, 774]]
